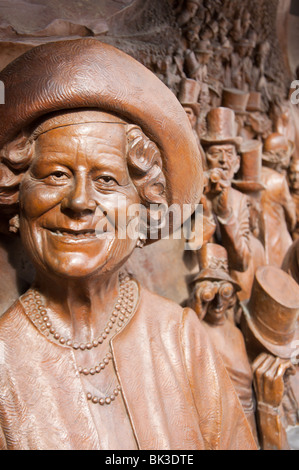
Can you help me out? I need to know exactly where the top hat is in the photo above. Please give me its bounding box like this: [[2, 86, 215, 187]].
[[222, 88, 250, 114], [178, 78, 201, 116], [246, 91, 264, 112], [184, 50, 201, 78], [242, 266, 299, 359], [0, 39, 203, 239], [201, 107, 243, 149], [194, 39, 214, 55], [190, 243, 241, 291], [232, 140, 266, 192]]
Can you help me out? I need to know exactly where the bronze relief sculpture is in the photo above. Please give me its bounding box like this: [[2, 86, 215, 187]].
[[0, 0, 298, 452], [0, 39, 257, 450]]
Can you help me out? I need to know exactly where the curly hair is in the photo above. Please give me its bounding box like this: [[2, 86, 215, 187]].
[[0, 114, 167, 234]]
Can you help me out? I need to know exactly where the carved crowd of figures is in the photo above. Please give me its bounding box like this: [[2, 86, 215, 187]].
[[166, 0, 299, 451]]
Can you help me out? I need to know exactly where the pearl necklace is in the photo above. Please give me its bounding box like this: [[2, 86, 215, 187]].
[[20, 273, 139, 406]]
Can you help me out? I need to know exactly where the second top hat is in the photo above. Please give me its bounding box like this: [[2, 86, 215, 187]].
[[232, 140, 265, 192], [222, 88, 250, 114], [242, 265, 299, 359], [246, 91, 264, 112], [201, 107, 243, 149], [178, 78, 201, 116]]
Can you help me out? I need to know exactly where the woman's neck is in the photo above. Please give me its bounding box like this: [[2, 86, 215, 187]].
[[33, 269, 120, 344]]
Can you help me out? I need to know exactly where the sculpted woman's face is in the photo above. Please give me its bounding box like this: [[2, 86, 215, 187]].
[[19, 120, 141, 279]]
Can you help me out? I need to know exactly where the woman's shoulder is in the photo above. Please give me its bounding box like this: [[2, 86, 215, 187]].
[[138, 283, 194, 318], [0, 300, 27, 341], [136, 283, 205, 334]]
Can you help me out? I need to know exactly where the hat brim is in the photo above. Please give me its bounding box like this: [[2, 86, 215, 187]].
[[242, 302, 299, 359], [246, 106, 263, 113], [232, 179, 266, 192], [190, 268, 241, 291], [201, 136, 243, 150]]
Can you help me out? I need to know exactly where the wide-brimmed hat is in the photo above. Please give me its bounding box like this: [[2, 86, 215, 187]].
[[242, 266, 299, 359], [201, 107, 243, 149], [222, 88, 250, 115], [190, 243, 241, 291], [0, 39, 203, 236], [232, 140, 266, 192], [178, 78, 201, 116]]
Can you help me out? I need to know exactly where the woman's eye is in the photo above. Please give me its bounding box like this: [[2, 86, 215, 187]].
[[52, 172, 68, 179], [45, 171, 70, 183], [96, 176, 117, 185]]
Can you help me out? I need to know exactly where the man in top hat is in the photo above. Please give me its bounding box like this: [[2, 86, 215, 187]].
[[178, 77, 201, 149], [189, 243, 258, 443], [177, 0, 200, 27], [221, 88, 250, 137], [193, 40, 213, 75], [231, 38, 256, 91], [241, 91, 272, 142], [261, 133, 296, 266], [230, 140, 266, 302], [201, 107, 251, 273], [184, 42, 213, 117], [240, 266, 299, 450]]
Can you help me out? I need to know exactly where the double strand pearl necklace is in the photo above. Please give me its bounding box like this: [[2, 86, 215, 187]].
[[20, 273, 138, 407]]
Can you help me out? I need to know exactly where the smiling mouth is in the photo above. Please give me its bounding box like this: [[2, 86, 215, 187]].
[[46, 228, 99, 242]]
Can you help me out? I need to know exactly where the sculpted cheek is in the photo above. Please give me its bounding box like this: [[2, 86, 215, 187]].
[[20, 178, 67, 219]]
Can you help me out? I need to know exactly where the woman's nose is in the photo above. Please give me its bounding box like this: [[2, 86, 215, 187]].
[[61, 174, 97, 215]]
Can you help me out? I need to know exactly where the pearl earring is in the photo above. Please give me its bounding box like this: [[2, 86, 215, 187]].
[[9, 215, 20, 234]]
